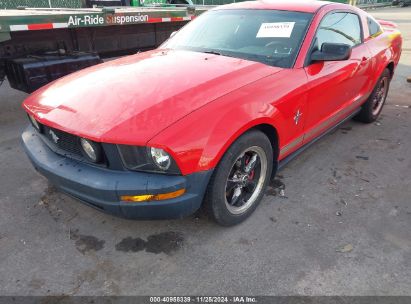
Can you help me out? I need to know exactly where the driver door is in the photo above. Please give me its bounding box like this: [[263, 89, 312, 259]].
[[303, 11, 372, 143]]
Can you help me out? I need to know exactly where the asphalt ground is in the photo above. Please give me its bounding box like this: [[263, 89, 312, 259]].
[[0, 7, 410, 296]]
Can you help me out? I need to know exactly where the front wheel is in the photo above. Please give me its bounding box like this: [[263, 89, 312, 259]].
[[204, 130, 273, 226], [354, 68, 391, 123]]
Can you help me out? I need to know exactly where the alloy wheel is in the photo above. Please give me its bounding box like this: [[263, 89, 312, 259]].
[[224, 146, 268, 215], [372, 76, 389, 116]]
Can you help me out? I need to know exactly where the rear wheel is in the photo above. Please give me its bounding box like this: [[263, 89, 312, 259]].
[[204, 130, 273, 226], [399, 1, 406, 7], [354, 68, 390, 123]]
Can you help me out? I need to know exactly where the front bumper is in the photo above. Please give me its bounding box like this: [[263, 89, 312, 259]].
[[22, 126, 213, 219]]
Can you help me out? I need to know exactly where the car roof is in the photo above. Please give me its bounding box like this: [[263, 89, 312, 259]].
[[217, 0, 333, 13]]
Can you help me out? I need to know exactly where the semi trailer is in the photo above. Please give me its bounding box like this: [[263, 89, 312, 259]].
[[0, 4, 209, 92]]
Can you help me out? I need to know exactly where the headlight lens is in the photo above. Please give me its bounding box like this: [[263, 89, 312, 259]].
[[28, 114, 41, 132], [150, 147, 171, 170], [117, 145, 180, 174], [80, 138, 102, 163]]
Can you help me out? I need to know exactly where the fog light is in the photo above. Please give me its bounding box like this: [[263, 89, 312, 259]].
[[150, 147, 171, 170], [80, 138, 102, 163], [28, 114, 41, 131], [121, 189, 185, 202]]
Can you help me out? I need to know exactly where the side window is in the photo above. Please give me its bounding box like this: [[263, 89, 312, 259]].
[[315, 12, 362, 49], [367, 17, 382, 37]]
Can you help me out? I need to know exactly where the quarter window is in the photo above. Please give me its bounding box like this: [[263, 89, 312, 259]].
[[367, 17, 382, 37], [315, 12, 362, 49]]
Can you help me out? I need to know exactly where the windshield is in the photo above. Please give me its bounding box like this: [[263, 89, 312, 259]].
[[163, 9, 313, 68]]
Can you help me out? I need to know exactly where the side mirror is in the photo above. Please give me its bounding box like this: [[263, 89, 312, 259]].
[[170, 31, 178, 38], [311, 43, 352, 62]]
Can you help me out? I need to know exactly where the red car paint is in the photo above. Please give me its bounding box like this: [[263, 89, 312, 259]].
[[22, 1, 402, 176]]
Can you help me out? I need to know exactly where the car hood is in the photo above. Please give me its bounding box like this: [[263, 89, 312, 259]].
[[23, 49, 281, 145]]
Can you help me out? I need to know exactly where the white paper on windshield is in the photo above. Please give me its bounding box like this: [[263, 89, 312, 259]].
[[256, 22, 295, 38]]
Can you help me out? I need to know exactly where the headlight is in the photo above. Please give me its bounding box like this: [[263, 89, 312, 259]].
[[80, 138, 102, 163], [28, 114, 41, 132], [117, 145, 180, 174]]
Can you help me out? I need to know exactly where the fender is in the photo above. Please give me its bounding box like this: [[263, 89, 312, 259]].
[[148, 94, 281, 175], [200, 116, 280, 171], [149, 69, 309, 175]]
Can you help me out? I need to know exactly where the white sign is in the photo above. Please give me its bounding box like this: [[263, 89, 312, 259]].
[[256, 22, 295, 38]]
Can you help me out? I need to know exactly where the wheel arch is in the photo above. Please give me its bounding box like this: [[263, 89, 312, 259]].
[[386, 61, 395, 79], [206, 120, 280, 178], [253, 123, 280, 178]]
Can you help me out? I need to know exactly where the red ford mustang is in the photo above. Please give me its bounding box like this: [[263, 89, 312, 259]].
[[22, 0, 402, 226]]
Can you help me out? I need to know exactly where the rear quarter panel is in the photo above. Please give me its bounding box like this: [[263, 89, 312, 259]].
[[364, 23, 402, 87]]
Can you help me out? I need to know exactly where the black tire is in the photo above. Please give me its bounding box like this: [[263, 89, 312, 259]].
[[354, 68, 391, 123], [399, 1, 406, 7], [204, 130, 274, 226]]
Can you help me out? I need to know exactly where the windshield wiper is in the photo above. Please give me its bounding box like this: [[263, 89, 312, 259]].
[[237, 53, 286, 66], [203, 50, 223, 56]]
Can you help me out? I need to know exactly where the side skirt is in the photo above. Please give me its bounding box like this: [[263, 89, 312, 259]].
[[277, 108, 361, 171]]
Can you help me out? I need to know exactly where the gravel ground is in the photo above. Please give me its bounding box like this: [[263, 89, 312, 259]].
[[0, 6, 410, 296]]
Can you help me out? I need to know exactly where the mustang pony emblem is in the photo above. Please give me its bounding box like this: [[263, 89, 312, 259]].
[[294, 109, 302, 125], [49, 130, 59, 144]]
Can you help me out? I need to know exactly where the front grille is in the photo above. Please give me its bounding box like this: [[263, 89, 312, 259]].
[[29, 118, 109, 167], [42, 125, 84, 157]]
